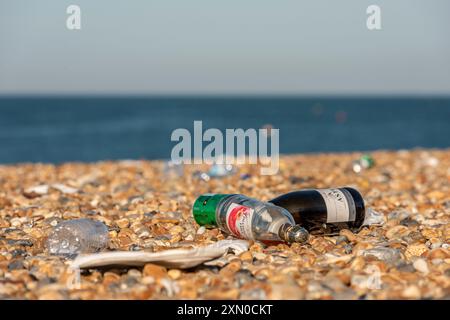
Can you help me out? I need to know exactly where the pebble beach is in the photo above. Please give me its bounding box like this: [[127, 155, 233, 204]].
[[0, 149, 449, 300]]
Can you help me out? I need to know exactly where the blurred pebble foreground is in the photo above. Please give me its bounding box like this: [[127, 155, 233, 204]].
[[0, 149, 449, 299]]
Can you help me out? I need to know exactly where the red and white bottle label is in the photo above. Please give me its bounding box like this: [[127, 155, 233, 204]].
[[225, 203, 254, 239]]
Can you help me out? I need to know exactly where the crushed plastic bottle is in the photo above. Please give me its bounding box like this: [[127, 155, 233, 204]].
[[193, 193, 309, 243], [352, 154, 375, 173], [71, 239, 250, 269], [47, 219, 109, 257]]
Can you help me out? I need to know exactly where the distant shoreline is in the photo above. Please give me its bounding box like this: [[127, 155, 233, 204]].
[[0, 147, 447, 167], [0, 97, 448, 163]]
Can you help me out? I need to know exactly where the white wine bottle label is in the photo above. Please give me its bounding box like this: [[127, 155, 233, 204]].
[[225, 203, 254, 239], [317, 188, 356, 223]]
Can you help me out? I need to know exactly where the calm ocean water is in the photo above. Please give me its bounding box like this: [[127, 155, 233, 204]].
[[0, 96, 449, 164]]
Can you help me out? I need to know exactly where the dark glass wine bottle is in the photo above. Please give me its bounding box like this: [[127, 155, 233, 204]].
[[269, 187, 365, 235]]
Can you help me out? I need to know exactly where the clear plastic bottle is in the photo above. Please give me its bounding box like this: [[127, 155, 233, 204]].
[[193, 194, 309, 243], [46, 219, 109, 256]]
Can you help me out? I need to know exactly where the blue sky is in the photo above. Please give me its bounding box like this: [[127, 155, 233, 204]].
[[1, 0, 449, 95]]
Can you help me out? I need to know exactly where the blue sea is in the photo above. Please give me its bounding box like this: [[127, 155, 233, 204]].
[[0, 96, 449, 164]]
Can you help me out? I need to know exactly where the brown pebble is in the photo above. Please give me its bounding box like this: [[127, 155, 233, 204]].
[[254, 268, 272, 279], [219, 260, 242, 277], [386, 225, 410, 239], [401, 285, 421, 299], [239, 251, 253, 262], [103, 272, 121, 286], [339, 229, 357, 242], [179, 285, 198, 299], [427, 248, 450, 260], [169, 225, 184, 235], [413, 258, 429, 274], [349, 256, 366, 271], [421, 228, 441, 239], [143, 263, 167, 279], [167, 269, 182, 280], [116, 218, 130, 229], [406, 244, 428, 259], [204, 288, 239, 300]]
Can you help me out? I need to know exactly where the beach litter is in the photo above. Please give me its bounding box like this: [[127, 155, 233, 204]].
[[192, 193, 309, 243], [194, 163, 236, 181], [71, 239, 249, 269], [24, 183, 79, 198], [46, 219, 109, 257], [352, 154, 375, 173]]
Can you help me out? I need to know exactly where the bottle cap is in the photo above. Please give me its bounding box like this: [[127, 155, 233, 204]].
[[279, 224, 309, 243], [192, 194, 230, 227], [360, 154, 375, 168]]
